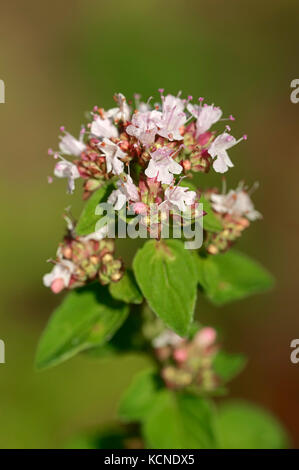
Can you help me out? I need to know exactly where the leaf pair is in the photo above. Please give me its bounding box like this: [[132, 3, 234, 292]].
[[118, 369, 218, 449], [35, 283, 129, 370], [118, 369, 289, 449]]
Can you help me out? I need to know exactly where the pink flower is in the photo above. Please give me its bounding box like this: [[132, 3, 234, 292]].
[[43, 260, 75, 293], [98, 138, 126, 175], [91, 116, 118, 139], [156, 94, 186, 141], [108, 175, 139, 210], [126, 110, 161, 146], [209, 132, 243, 173], [187, 103, 222, 137], [54, 160, 80, 193], [173, 347, 188, 363], [131, 201, 148, 214], [106, 93, 131, 122], [145, 147, 182, 184], [211, 186, 262, 221], [162, 185, 197, 212], [59, 131, 86, 156], [194, 327, 217, 348]]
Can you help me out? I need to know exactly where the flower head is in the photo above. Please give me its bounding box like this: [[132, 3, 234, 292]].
[[211, 186, 262, 221]]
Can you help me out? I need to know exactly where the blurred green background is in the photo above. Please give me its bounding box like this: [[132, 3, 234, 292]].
[[1, 0, 299, 448]]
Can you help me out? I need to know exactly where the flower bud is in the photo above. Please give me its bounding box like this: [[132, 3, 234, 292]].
[[194, 327, 217, 348]]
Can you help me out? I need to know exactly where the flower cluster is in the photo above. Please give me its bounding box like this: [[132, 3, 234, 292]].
[[43, 218, 123, 293], [44, 90, 260, 290], [48, 90, 246, 199], [204, 183, 262, 254], [152, 327, 220, 392]]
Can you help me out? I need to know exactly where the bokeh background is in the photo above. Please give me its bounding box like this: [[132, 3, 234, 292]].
[[1, 0, 299, 448]]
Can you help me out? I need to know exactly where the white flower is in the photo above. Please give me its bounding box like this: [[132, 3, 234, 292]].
[[145, 147, 182, 184], [156, 94, 186, 141], [82, 225, 109, 241], [152, 330, 184, 348], [91, 116, 118, 139], [209, 132, 242, 173], [43, 260, 75, 293], [59, 131, 86, 156], [106, 93, 130, 122], [108, 175, 139, 210], [126, 110, 161, 146], [54, 160, 80, 193], [211, 188, 262, 221], [187, 103, 222, 137], [163, 94, 185, 111], [108, 190, 127, 211], [98, 138, 126, 175], [162, 185, 196, 212]]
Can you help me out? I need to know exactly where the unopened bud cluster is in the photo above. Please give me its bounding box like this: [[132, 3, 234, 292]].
[[204, 184, 262, 255], [43, 225, 123, 294], [152, 327, 220, 392]]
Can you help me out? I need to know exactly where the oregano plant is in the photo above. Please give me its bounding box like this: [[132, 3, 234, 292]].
[[37, 90, 288, 449]]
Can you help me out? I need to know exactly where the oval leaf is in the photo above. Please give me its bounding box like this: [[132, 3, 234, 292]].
[[118, 368, 161, 422], [76, 183, 113, 236], [217, 400, 289, 449], [197, 249, 275, 305], [143, 391, 218, 449], [35, 283, 128, 370], [133, 240, 197, 336]]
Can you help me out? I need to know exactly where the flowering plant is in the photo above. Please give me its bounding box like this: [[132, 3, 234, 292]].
[[36, 91, 288, 449]]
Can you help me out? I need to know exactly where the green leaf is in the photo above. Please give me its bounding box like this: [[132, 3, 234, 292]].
[[76, 183, 113, 236], [197, 250, 275, 305], [133, 240, 198, 336], [118, 369, 161, 422], [217, 400, 289, 449], [200, 195, 223, 233], [35, 283, 129, 370], [213, 351, 247, 382], [143, 391, 218, 449], [109, 270, 143, 304], [83, 308, 146, 358]]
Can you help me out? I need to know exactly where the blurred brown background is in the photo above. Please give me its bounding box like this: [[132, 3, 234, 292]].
[[0, 0, 299, 448]]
